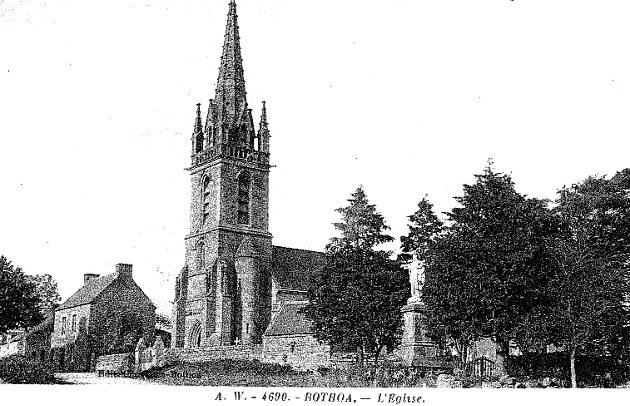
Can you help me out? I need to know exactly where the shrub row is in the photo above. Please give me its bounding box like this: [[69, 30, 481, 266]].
[[505, 352, 630, 387], [0, 355, 56, 384]]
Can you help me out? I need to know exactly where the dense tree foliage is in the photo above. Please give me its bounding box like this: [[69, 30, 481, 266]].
[[402, 164, 630, 386], [404, 164, 560, 366], [400, 196, 443, 265], [26, 273, 61, 315], [0, 256, 43, 333], [519, 170, 630, 387], [304, 187, 409, 365]]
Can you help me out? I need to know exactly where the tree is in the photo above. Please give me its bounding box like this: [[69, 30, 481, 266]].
[[0, 256, 43, 333], [304, 186, 409, 366], [400, 196, 444, 265], [156, 312, 172, 328], [415, 164, 559, 366], [521, 170, 630, 387], [26, 274, 61, 315]]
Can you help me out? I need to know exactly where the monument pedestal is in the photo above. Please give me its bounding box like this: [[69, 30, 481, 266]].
[[400, 302, 440, 367]]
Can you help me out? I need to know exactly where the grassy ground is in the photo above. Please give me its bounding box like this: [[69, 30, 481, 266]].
[[139, 359, 437, 387]]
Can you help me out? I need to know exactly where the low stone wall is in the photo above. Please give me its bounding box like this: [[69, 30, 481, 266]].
[[263, 334, 330, 370], [95, 353, 134, 376], [165, 345, 263, 364]]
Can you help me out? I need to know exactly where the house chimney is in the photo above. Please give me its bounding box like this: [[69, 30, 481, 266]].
[[84, 273, 100, 285], [115, 263, 133, 280]]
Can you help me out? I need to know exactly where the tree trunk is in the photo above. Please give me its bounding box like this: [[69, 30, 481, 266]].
[[373, 345, 383, 370], [371, 345, 383, 388], [357, 344, 364, 367], [460, 341, 468, 373], [570, 346, 577, 388]]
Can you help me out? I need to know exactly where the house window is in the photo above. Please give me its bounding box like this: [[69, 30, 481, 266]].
[[61, 317, 67, 335], [237, 172, 250, 225], [71, 314, 77, 333], [202, 177, 211, 224]]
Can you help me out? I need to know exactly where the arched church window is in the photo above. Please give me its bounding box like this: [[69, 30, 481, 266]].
[[202, 177, 211, 224], [190, 322, 202, 348], [237, 172, 250, 225], [197, 241, 205, 269], [206, 265, 215, 294]]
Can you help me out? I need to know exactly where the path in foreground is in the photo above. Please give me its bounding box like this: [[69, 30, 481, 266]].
[[55, 373, 159, 385]]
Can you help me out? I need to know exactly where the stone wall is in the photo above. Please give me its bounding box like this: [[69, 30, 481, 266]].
[[51, 303, 91, 349], [95, 353, 134, 375], [262, 334, 330, 370], [89, 274, 156, 358], [165, 345, 264, 364], [0, 339, 23, 358]]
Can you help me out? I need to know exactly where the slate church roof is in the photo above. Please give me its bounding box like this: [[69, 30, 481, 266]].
[[57, 273, 118, 310], [271, 246, 325, 291], [264, 301, 313, 336]]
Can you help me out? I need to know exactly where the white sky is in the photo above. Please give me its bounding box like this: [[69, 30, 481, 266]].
[[1, 0, 629, 315]]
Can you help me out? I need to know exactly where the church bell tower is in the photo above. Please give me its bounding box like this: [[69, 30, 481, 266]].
[[173, 0, 272, 348]]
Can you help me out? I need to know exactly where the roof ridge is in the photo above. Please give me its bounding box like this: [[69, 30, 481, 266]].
[[273, 245, 325, 255], [57, 272, 118, 310]]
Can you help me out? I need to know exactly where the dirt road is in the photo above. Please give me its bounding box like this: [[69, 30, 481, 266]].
[[55, 372, 159, 385]]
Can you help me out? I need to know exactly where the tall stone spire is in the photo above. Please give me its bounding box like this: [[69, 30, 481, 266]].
[[214, 0, 248, 143], [190, 0, 269, 168]]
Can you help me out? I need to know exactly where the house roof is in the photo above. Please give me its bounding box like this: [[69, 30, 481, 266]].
[[26, 312, 55, 336], [271, 246, 325, 291], [264, 301, 314, 337], [57, 273, 118, 310]]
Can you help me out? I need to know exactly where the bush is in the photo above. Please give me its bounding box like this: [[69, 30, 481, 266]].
[[0, 355, 56, 384], [505, 352, 630, 387]]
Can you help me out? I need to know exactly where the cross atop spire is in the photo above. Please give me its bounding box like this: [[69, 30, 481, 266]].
[[214, 0, 247, 128]]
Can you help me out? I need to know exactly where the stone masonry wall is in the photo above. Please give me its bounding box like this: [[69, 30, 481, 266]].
[[51, 303, 91, 349], [263, 334, 330, 370], [165, 345, 263, 363], [91, 275, 156, 351], [95, 353, 134, 375]]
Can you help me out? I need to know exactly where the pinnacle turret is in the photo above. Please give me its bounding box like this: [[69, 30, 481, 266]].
[[193, 103, 204, 153], [258, 101, 270, 153], [194, 103, 203, 134]]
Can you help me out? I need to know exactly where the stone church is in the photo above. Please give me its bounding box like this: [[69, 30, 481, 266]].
[[172, 0, 324, 349]]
